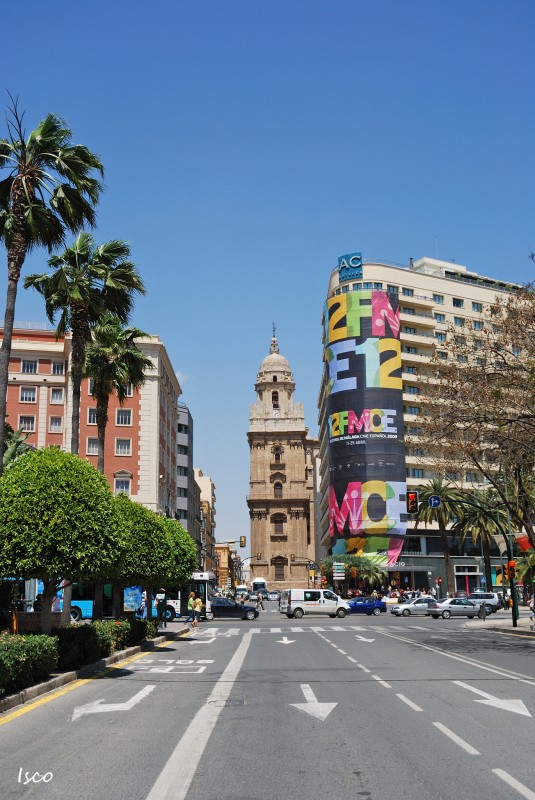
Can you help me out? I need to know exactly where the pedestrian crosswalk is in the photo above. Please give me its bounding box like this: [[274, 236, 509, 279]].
[[187, 624, 470, 638]]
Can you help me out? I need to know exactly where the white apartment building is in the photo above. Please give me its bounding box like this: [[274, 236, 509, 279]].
[[316, 254, 516, 593]]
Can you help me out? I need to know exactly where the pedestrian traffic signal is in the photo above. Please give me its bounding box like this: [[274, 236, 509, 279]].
[[406, 491, 419, 514], [239, 536, 246, 548], [508, 560, 516, 579]]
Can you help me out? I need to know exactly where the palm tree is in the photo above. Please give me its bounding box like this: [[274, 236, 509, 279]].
[[451, 488, 507, 592], [414, 477, 465, 596], [84, 314, 152, 473], [0, 101, 103, 470], [24, 233, 145, 454]]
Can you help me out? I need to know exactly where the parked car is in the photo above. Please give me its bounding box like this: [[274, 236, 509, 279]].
[[467, 592, 502, 613], [208, 597, 259, 620], [267, 590, 281, 602], [390, 596, 436, 616], [347, 596, 386, 616], [427, 598, 479, 619]]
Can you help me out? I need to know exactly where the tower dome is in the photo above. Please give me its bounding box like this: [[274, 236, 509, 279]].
[[256, 336, 293, 383]]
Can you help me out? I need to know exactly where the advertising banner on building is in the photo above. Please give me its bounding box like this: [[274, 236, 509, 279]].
[[324, 285, 408, 565]]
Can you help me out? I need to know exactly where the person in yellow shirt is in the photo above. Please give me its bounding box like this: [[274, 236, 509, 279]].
[[193, 595, 203, 628]]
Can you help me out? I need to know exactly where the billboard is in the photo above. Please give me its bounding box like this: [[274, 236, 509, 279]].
[[324, 288, 408, 565]]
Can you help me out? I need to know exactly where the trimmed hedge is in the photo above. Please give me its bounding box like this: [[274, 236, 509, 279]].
[[0, 633, 58, 697], [0, 619, 160, 696], [56, 619, 159, 671]]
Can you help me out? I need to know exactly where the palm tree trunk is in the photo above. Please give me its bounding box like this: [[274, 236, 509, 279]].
[[482, 537, 493, 590], [441, 531, 455, 596], [69, 307, 89, 456], [96, 395, 109, 474], [0, 242, 26, 474]]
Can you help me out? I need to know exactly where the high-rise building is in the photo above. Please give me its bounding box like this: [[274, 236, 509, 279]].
[[247, 335, 319, 589], [317, 253, 515, 592]]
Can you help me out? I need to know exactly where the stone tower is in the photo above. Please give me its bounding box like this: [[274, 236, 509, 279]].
[[247, 335, 318, 589]]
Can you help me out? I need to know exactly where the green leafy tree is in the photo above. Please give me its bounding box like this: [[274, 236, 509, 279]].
[[114, 494, 176, 620], [0, 448, 120, 633], [321, 554, 387, 593], [84, 314, 152, 473], [414, 478, 465, 595], [0, 103, 103, 471], [161, 517, 197, 586], [24, 233, 145, 455]]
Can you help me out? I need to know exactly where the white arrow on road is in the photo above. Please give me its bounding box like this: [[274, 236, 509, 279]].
[[355, 635, 375, 642], [290, 683, 337, 721], [453, 681, 531, 717], [277, 636, 295, 644], [72, 684, 156, 721]]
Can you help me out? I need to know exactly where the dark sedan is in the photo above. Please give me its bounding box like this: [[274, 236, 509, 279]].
[[347, 596, 386, 616], [208, 597, 259, 621]]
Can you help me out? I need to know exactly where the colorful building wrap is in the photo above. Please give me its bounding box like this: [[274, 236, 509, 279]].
[[324, 289, 408, 565]]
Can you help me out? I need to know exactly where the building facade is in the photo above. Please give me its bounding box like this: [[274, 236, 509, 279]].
[[194, 468, 217, 574], [4, 325, 182, 517], [247, 336, 319, 590], [316, 254, 516, 593]]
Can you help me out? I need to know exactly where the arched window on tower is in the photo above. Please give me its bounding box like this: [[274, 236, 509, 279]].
[[274, 482, 283, 499], [274, 447, 282, 463], [272, 391, 279, 409]]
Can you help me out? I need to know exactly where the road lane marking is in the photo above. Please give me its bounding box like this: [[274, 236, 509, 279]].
[[376, 630, 535, 685], [396, 693, 423, 711], [493, 769, 535, 800], [338, 649, 347, 655], [453, 681, 531, 717], [290, 684, 337, 721], [72, 684, 156, 721], [357, 664, 371, 673], [145, 632, 253, 800], [346, 656, 357, 663], [372, 675, 391, 688], [432, 722, 480, 755]]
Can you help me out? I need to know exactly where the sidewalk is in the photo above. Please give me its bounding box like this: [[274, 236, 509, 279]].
[[465, 610, 535, 636]]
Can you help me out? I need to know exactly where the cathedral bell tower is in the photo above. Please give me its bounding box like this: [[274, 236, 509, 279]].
[[247, 334, 318, 589]]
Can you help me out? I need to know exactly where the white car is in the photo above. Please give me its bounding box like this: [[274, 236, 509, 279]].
[[427, 598, 479, 619], [390, 596, 436, 616]]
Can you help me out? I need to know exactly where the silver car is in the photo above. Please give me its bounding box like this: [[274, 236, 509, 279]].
[[427, 598, 479, 619], [390, 596, 436, 616]]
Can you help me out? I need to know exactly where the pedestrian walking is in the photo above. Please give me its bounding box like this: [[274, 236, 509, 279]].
[[155, 588, 166, 627], [183, 591, 195, 627], [256, 592, 265, 611], [193, 595, 203, 628], [478, 602, 488, 621]]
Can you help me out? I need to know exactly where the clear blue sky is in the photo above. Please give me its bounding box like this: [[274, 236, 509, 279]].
[[3, 1, 535, 550]]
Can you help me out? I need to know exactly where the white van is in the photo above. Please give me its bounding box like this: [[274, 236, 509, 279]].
[[279, 588, 349, 619]]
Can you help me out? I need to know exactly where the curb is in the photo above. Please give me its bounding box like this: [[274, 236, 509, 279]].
[[0, 629, 180, 715]]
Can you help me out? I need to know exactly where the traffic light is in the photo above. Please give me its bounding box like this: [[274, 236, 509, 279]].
[[239, 536, 246, 548], [437, 577, 443, 585], [508, 560, 516, 579], [256, 552, 261, 560], [406, 491, 419, 514]]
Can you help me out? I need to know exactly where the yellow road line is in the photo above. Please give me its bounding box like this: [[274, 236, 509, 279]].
[[0, 638, 172, 726]]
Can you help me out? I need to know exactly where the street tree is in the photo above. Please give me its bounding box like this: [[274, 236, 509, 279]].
[[0, 103, 103, 471], [114, 494, 176, 620], [0, 448, 120, 633], [413, 478, 465, 596], [450, 488, 508, 591], [161, 517, 197, 586], [416, 284, 535, 548], [24, 234, 145, 455], [84, 314, 152, 473]]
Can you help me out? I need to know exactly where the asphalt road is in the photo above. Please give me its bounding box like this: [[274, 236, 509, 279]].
[[1, 606, 534, 800]]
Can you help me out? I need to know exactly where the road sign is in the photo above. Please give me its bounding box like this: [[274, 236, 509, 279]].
[[480, 577, 486, 585], [429, 495, 441, 508]]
